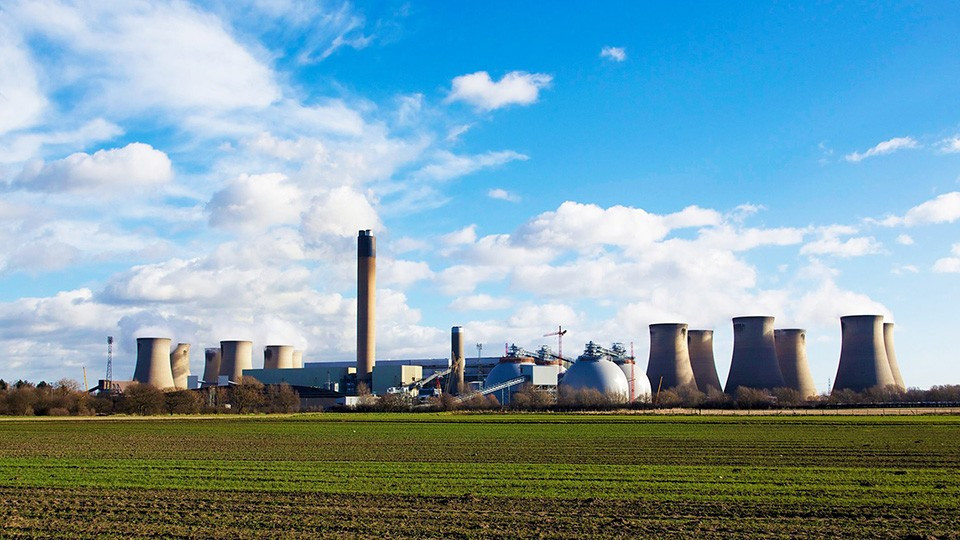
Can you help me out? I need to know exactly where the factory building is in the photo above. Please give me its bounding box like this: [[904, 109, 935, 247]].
[[725, 316, 785, 393]]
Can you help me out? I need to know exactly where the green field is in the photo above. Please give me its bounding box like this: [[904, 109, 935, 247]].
[[2, 413, 959, 538]]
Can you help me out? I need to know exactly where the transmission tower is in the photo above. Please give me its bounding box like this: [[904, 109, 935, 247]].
[[105, 336, 114, 390]]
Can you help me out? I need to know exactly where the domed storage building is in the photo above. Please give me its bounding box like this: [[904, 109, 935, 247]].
[[483, 346, 536, 404], [559, 342, 630, 402]]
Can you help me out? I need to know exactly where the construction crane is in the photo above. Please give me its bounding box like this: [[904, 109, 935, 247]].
[[543, 326, 567, 361]]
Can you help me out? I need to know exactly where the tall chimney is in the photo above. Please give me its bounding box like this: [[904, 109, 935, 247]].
[[357, 229, 376, 381], [451, 326, 465, 394], [883, 323, 906, 391]]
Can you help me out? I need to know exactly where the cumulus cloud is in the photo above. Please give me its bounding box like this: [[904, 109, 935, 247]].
[[896, 234, 914, 245], [12, 143, 172, 193], [844, 136, 919, 162], [446, 71, 553, 111], [939, 137, 960, 154], [800, 226, 884, 258], [450, 294, 513, 311], [881, 192, 960, 227], [600, 46, 626, 62], [207, 173, 303, 231], [933, 243, 960, 273], [300, 186, 381, 242], [488, 188, 520, 202]]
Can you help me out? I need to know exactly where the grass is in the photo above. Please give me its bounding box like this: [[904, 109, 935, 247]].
[[2, 413, 959, 538]]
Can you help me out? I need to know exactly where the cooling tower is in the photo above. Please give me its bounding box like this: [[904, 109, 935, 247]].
[[357, 229, 376, 381], [264, 345, 294, 369], [646, 323, 696, 391], [451, 326, 465, 394], [170, 343, 191, 390], [725, 316, 785, 393], [774, 329, 817, 399], [687, 330, 722, 392], [220, 340, 253, 383], [133, 337, 175, 389], [884, 323, 906, 391], [833, 315, 895, 393], [292, 350, 303, 369], [202, 348, 221, 386]]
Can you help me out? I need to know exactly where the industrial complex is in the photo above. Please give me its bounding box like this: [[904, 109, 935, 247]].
[[100, 230, 908, 406]]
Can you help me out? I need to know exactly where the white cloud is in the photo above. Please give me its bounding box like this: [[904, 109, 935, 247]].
[[446, 71, 553, 111], [300, 186, 381, 242], [800, 226, 884, 258], [896, 234, 914, 245], [380, 259, 434, 288], [442, 225, 478, 247], [938, 137, 960, 154], [413, 150, 528, 182], [13, 143, 172, 193], [933, 243, 960, 273], [845, 136, 919, 162], [207, 173, 303, 231], [891, 264, 919, 275], [450, 294, 513, 311], [488, 188, 520, 202], [11, 1, 281, 114], [600, 46, 626, 62], [882, 192, 960, 227], [0, 25, 47, 135]]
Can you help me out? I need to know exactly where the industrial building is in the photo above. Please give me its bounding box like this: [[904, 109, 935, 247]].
[[107, 230, 910, 405]]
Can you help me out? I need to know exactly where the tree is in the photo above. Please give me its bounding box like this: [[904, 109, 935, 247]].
[[165, 390, 203, 414], [231, 377, 265, 414], [265, 384, 300, 413], [121, 383, 166, 415]]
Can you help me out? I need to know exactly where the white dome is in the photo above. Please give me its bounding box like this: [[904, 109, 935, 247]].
[[484, 361, 533, 403], [618, 363, 652, 402], [559, 358, 629, 400]]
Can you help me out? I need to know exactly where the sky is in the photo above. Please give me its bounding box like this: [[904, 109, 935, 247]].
[[1, 1, 959, 391]]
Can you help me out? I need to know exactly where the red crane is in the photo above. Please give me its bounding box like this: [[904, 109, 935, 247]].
[[543, 326, 567, 360]]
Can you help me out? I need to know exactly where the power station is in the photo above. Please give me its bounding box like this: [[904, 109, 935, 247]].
[[109, 230, 910, 403]]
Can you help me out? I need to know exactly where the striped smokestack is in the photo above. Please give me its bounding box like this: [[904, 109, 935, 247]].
[[357, 230, 376, 381]]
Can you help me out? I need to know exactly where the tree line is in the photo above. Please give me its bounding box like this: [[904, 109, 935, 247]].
[[0, 377, 299, 416]]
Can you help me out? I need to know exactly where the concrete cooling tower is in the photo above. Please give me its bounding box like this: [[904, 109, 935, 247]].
[[264, 345, 294, 369], [833, 315, 895, 393], [451, 326, 465, 394], [646, 323, 696, 391], [884, 323, 906, 391], [133, 337, 175, 389], [202, 348, 221, 386], [774, 329, 817, 399], [292, 350, 303, 369], [170, 343, 191, 390], [357, 229, 376, 382], [220, 340, 253, 383], [725, 316, 785, 393], [560, 342, 629, 400], [687, 330, 722, 393]]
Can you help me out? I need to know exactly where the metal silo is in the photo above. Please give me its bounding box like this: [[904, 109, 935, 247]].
[[725, 316, 784, 393], [646, 323, 696, 391], [687, 330, 722, 393], [264, 345, 294, 369], [883, 323, 906, 391], [170, 342, 191, 390], [357, 229, 376, 383], [133, 337, 176, 389], [833, 315, 895, 393], [202, 347, 221, 386], [774, 329, 817, 399], [220, 340, 253, 383]]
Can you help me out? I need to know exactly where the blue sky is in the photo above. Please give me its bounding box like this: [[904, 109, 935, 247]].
[[1, 1, 959, 391]]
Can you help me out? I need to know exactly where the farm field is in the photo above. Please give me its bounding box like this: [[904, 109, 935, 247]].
[[1, 413, 959, 538]]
